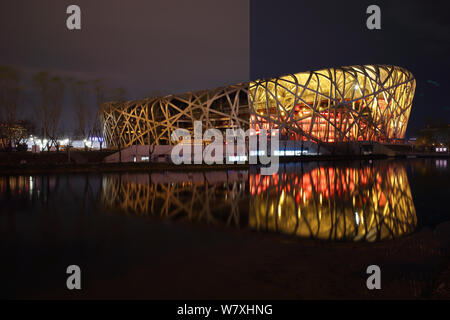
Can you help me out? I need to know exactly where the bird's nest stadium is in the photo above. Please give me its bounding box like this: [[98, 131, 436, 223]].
[[100, 64, 415, 151]]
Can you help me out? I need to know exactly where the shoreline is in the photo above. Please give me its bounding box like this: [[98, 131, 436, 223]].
[[0, 153, 448, 175]]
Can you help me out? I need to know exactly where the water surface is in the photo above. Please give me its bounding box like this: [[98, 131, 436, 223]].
[[1, 159, 449, 298], [1, 159, 448, 242]]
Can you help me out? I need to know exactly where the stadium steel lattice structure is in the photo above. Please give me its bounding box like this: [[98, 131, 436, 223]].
[[100, 85, 249, 148], [100, 65, 415, 148]]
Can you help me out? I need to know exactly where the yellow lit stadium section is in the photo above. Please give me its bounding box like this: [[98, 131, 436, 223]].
[[249, 65, 415, 143], [100, 85, 249, 148]]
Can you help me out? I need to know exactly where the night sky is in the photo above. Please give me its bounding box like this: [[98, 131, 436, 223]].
[[0, 0, 249, 133], [251, 0, 450, 136], [1, 0, 449, 136]]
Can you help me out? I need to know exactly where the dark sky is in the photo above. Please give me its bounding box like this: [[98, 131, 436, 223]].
[[0, 0, 249, 133], [251, 0, 450, 136], [1, 0, 449, 136]]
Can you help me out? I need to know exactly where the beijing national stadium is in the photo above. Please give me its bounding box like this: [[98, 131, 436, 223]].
[[100, 64, 415, 159]]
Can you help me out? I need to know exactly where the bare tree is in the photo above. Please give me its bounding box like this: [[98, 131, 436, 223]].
[[33, 72, 66, 151], [47, 76, 64, 151], [0, 65, 21, 149], [74, 80, 89, 148], [11, 120, 33, 150], [90, 79, 105, 150], [33, 71, 51, 150]]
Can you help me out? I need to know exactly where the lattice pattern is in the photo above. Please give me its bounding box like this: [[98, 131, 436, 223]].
[[99, 162, 416, 241], [249, 65, 415, 143], [249, 162, 417, 241], [101, 173, 248, 227], [100, 84, 249, 148], [100, 65, 415, 148]]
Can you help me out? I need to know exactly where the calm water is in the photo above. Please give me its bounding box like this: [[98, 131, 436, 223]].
[[1, 159, 449, 242], [0, 158, 449, 298]]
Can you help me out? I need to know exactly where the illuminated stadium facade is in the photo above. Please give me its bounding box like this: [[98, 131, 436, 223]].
[[100, 65, 415, 150]]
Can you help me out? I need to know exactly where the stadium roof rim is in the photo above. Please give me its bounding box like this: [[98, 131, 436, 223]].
[[100, 64, 414, 110]]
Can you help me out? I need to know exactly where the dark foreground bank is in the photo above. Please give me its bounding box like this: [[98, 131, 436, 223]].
[[2, 217, 450, 299]]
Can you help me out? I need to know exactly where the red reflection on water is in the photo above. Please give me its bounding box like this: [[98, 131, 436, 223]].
[[250, 165, 388, 207]]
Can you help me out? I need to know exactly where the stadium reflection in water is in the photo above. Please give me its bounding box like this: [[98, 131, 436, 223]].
[[250, 162, 417, 241], [101, 171, 249, 226], [100, 161, 417, 242]]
